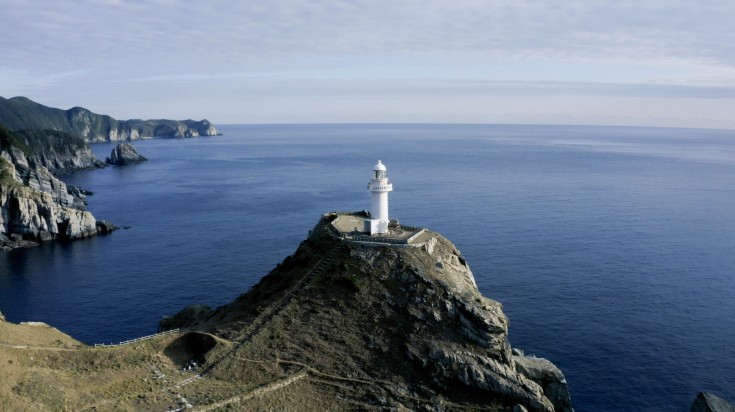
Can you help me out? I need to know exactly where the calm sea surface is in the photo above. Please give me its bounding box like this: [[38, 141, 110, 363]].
[[1, 124, 734, 410]]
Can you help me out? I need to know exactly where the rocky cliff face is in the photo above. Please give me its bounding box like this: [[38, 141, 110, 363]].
[[0, 127, 113, 250], [0, 148, 101, 248], [0, 96, 219, 143], [162, 213, 574, 411], [12, 129, 104, 174]]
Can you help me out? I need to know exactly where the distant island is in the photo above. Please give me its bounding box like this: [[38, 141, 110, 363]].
[[0, 97, 220, 250], [0, 96, 220, 142]]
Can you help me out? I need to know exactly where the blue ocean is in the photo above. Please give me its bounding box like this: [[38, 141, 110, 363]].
[[1, 124, 734, 411]]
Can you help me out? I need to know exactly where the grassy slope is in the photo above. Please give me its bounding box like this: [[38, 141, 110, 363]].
[[0, 324, 186, 411], [0, 124, 33, 156]]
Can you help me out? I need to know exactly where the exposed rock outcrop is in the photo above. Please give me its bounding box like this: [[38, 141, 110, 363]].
[[159, 305, 213, 332], [692, 392, 735, 412], [95, 220, 118, 234], [161, 213, 574, 411], [0, 152, 97, 246], [12, 129, 105, 173], [106, 143, 147, 166], [514, 350, 574, 412], [0, 126, 115, 250], [0, 96, 220, 142]]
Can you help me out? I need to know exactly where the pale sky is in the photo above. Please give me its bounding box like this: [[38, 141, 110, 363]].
[[3, 0, 735, 128]]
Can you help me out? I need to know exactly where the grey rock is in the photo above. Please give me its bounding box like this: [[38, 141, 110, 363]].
[[2, 147, 85, 208], [692, 392, 735, 412], [95, 220, 118, 234], [106, 143, 147, 166], [515, 355, 574, 412], [0, 150, 100, 247], [11, 129, 103, 174], [159, 304, 213, 331], [339, 217, 571, 411], [0, 125, 116, 249]]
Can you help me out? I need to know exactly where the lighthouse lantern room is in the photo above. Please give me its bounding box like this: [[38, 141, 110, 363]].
[[365, 160, 393, 235]]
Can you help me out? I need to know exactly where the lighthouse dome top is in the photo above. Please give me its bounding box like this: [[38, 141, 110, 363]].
[[373, 160, 387, 171]]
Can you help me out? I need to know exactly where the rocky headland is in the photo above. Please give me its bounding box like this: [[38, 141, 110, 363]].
[[0, 213, 573, 411], [0, 94, 218, 249], [0, 125, 114, 250], [106, 143, 147, 166], [0, 96, 219, 142], [2, 212, 730, 410], [157, 213, 574, 411]]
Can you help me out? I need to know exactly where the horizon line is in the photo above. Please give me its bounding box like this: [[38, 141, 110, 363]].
[[214, 121, 735, 133]]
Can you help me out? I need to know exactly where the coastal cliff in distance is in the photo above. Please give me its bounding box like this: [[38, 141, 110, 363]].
[[10, 128, 104, 174], [0, 96, 219, 142], [0, 125, 113, 250], [0, 213, 573, 411]]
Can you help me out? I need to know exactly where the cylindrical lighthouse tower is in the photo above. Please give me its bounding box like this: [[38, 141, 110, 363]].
[[366, 160, 393, 235]]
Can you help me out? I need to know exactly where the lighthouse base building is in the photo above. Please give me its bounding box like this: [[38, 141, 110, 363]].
[[365, 218, 388, 236]]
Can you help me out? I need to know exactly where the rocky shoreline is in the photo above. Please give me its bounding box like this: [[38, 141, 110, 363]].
[[0, 96, 217, 251], [0, 126, 121, 250], [0, 147, 118, 250]]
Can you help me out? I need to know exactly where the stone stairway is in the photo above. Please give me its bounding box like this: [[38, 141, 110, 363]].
[[197, 246, 341, 376]]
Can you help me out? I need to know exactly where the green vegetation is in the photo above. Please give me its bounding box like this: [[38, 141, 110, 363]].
[[0, 96, 216, 141], [13, 128, 87, 152], [0, 124, 33, 156], [0, 158, 21, 189], [0, 96, 118, 140], [0, 97, 65, 132]]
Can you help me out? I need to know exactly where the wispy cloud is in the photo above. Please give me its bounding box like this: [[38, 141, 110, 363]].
[[2, 0, 735, 126], [4, 0, 735, 72]]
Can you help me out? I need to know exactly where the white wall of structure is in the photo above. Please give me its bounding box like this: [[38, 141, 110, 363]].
[[365, 160, 393, 235]]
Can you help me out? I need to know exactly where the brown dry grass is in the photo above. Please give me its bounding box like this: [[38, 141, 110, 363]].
[[0, 321, 82, 348], [0, 323, 188, 411], [0, 319, 371, 411]]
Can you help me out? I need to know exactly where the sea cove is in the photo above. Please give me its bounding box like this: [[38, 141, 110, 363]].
[[1, 124, 734, 410]]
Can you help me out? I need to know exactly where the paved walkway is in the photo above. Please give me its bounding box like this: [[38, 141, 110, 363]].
[[330, 213, 426, 245]]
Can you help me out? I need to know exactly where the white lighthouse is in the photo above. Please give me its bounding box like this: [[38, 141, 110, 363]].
[[365, 160, 393, 235]]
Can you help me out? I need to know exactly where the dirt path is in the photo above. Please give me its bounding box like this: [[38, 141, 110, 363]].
[[192, 369, 307, 412], [0, 342, 82, 351]]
